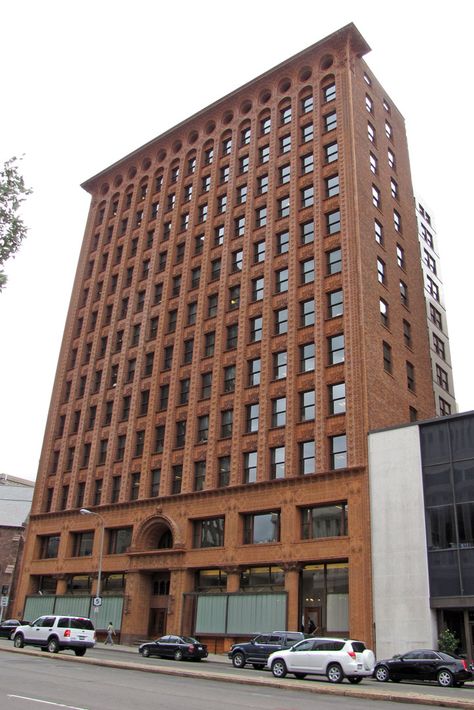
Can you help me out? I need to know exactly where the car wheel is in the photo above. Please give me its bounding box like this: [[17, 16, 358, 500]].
[[348, 676, 363, 684], [375, 665, 390, 682], [174, 649, 183, 661], [271, 659, 288, 678], [13, 634, 24, 649], [232, 652, 246, 669], [437, 669, 454, 687], [141, 647, 150, 658], [294, 673, 306, 680], [252, 663, 264, 670], [9, 631, 15, 641], [47, 638, 59, 654], [327, 663, 344, 684], [74, 649, 86, 657]]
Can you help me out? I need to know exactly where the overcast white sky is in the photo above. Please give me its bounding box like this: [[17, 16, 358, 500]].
[[1, 0, 473, 481]]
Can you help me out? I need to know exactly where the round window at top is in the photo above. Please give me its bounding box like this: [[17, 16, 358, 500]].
[[113, 174, 123, 188], [222, 110, 234, 125], [100, 183, 109, 195], [157, 149, 167, 162], [172, 140, 182, 154], [240, 99, 252, 114], [279, 77, 292, 93], [259, 89, 272, 104], [127, 166, 137, 179], [142, 158, 151, 171], [299, 66, 312, 82], [205, 120, 216, 135], [188, 130, 199, 144], [320, 54, 334, 70]]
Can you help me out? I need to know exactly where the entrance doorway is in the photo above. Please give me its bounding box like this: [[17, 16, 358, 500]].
[[148, 609, 167, 637], [304, 606, 322, 636]]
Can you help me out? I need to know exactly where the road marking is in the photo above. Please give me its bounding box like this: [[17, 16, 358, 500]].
[[7, 696, 89, 710]]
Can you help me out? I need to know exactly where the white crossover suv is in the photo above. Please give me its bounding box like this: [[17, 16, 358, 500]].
[[267, 637, 375, 683], [12, 615, 96, 656]]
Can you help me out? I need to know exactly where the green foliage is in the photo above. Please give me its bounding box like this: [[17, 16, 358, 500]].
[[0, 156, 32, 291], [438, 628, 459, 655]]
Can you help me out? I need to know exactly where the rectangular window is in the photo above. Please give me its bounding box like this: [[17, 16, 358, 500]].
[[406, 361, 415, 392], [300, 298, 315, 327], [221, 409, 233, 438], [324, 110, 337, 132], [300, 390, 315, 421], [171, 465, 182, 495], [234, 215, 245, 237], [372, 184, 380, 208], [244, 451, 257, 484], [433, 333, 446, 359], [194, 518, 224, 548], [377, 257, 386, 284], [327, 247, 342, 275], [278, 195, 290, 218], [301, 258, 314, 284], [300, 343, 315, 372], [328, 289, 343, 318], [273, 351, 287, 380], [150, 469, 161, 497], [325, 142, 338, 163], [108, 528, 132, 554], [329, 382, 346, 414], [301, 153, 314, 174], [326, 209, 341, 234], [280, 105, 292, 124], [246, 403, 259, 433], [259, 145, 270, 164], [370, 152, 378, 174], [430, 304, 443, 330], [218, 456, 230, 487], [194, 461, 206, 491], [400, 280, 409, 307], [270, 447, 285, 480], [276, 230, 289, 254], [226, 323, 238, 349], [393, 209, 401, 232], [330, 434, 347, 469], [279, 163, 290, 184], [301, 504, 347, 539], [301, 123, 314, 143], [197, 415, 209, 443], [275, 268, 289, 293], [301, 95, 313, 113], [272, 397, 286, 427], [243, 512, 280, 544], [383, 341, 392, 373], [223, 365, 236, 393], [254, 239, 265, 263], [380, 298, 389, 327], [436, 364, 449, 391], [248, 358, 261, 386], [134, 431, 145, 458], [73, 532, 94, 557], [328, 334, 344, 364], [179, 378, 190, 405], [427, 276, 440, 301], [201, 372, 212, 398], [280, 134, 291, 154], [130, 473, 140, 500], [204, 331, 215, 357], [367, 122, 376, 143], [403, 319, 412, 347], [301, 220, 314, 244], [257, 174, 268, 194], [325, 174, 339, 198], [301, 186, 314, 208], [274, 307, 288, 335], [154, 425, 165, 453], [300, 441, 315, 475], [207, 294, 218, 318]]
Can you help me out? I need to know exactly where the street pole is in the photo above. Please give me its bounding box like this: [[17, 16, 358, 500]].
[[79, 508, 105, 603]]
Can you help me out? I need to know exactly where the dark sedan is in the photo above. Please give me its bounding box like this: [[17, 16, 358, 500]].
[[138, 635, 208, 661], [0, 619, 24, 639], [374, 649, 472, 687]]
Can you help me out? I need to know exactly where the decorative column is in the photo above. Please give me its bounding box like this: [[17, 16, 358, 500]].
[[283, 563, 301, 632]]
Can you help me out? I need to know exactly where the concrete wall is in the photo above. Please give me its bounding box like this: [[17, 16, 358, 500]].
[[369, 425, 437, 658]]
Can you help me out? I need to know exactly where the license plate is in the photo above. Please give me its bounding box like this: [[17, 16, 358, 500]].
[[197, 646, 202, 650], [357, 664, 362, 669]]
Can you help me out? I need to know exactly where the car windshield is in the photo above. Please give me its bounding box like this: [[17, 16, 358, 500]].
[[181, 636, 198, 644]]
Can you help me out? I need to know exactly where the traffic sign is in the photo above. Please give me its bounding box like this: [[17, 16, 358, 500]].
[[1, 596, 8, 607], [93, 596, 102, 607]]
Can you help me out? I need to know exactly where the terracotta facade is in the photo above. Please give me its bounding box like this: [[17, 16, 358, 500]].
[[15, 24, 436, 650]]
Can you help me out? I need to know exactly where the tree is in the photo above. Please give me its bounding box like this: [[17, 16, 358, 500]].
[[438, 628, 459, 655], [0, 156, 32, 291]]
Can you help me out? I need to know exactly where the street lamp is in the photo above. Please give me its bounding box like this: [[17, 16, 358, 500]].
[[79, 508, 105, 601]]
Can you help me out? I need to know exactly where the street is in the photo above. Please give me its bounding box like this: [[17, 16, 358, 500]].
[[0, 649, 440, 710]]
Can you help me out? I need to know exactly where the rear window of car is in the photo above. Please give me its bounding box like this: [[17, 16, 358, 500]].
[[351, 642, 366, 653], [70, 618, 94, 630], [287, 634, 303, 644], [316, 641, 345, 651]]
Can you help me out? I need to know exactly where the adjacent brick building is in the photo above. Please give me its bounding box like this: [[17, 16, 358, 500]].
[[15, 24, 438, 649]]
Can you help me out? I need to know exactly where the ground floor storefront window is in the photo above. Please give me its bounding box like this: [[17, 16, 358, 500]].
[[301, 562, 348, 636]]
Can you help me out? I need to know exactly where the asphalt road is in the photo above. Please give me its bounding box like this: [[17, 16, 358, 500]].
[[2, 638, 474, 708], [0, 650, 438, 710]]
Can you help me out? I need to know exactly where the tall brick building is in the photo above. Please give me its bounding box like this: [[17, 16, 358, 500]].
[[16, 24, 438, 649]]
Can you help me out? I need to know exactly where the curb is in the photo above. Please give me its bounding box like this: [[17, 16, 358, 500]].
[[1, 645, 474, 709]]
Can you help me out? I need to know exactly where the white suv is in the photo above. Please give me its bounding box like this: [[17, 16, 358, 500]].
[[267, 637, 375, 683], [12, 615, 96, 656]]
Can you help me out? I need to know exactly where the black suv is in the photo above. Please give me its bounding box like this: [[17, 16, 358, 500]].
[[228, 631, 304, 669]]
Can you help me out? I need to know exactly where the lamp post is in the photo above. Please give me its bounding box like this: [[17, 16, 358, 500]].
[[79, 508, 105, 603]]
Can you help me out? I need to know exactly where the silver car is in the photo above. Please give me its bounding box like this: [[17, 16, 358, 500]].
[[12, 615, 96, 656], [267, 637, 375, 683]]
